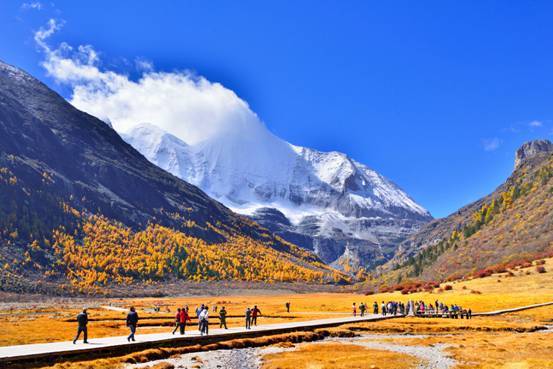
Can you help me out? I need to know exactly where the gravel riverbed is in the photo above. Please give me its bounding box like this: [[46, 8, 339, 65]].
[[130, 333, 456, 369]]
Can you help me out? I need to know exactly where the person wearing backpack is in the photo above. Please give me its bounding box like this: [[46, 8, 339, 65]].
[[172, 308, 181, 335], [199, 306, 209, 335], [126, 306, 139, 342], [219, 306, 228, 329], [73, 308, 89, 344]]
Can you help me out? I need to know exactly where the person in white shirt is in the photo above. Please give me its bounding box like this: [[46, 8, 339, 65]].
[[199, 306, 209, 335]]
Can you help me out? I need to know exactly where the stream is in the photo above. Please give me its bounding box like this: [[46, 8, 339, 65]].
[[129, 333, 457, 369]]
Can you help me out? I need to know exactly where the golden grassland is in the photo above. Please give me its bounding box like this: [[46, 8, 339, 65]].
[[256, 305, 553, 369], [0, 258, 552, 369], [262, 342, 418, 369], [1, 257, 552, 347]]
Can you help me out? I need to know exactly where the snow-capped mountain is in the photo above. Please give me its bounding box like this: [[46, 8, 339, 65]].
[[122, 122, 432, 270]]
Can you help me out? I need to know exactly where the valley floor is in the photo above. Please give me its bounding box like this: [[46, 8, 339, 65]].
[[0, 258, 552, 368]]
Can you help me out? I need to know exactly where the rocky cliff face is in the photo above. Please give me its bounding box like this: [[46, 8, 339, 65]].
[[514, 139, 553, 169]]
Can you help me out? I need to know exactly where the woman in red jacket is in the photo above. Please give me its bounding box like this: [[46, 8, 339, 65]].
[[179, 306, 191, 335]]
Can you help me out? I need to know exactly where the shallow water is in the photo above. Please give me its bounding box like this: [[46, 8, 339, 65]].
[[130, 332, 456, 369]]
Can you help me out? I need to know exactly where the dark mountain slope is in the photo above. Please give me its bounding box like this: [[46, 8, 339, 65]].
[[0, 60, 245, 242], [0, 60, 341, 293]]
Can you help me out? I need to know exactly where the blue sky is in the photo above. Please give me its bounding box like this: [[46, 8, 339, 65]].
[[1, 0, 553, 217]]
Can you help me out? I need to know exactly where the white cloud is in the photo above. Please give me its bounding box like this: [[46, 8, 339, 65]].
[[482, 137, 501, 152], [33, 19, 263, 145], [22, 1, 43, 10], [135, 57, 154, 73], [529, 120, 543, 128]]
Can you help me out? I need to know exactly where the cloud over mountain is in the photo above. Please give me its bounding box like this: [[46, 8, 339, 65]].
[[35, 18, 264, 145]]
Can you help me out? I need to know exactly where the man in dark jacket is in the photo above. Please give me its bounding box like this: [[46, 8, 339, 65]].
[[245, 307, 252, 329], [126, 307, 139, 342], [219, 306, 228, 329], [73, 308, 88, 344]]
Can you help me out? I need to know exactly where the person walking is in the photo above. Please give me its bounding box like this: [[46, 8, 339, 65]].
[[73, 308, 88, 344], [179, 306, 191, 335], [195, 304, 204, 331], [245, 307, 252, 330], [359, 302, 366, 317], [285, 302, 291, 313], [199, 306, 209, 335], [352, 303, 357, 317], [126, 307, 139, 342], [219, 306, 228, 329], [373, 301, 378, 315], [252, 305, 261, 326], [172, 308, 181, 334]]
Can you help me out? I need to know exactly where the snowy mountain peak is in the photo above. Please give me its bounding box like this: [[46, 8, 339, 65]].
[[122, 122, 431, 270]]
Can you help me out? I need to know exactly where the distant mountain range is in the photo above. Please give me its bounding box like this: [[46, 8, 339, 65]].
[[122, 121, 432, 272], [382, 139, 553, 283], [0, 60, 341, 294]]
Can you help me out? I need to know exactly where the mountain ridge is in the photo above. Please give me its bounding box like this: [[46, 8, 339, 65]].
[[380, 139, 553, 284], [122, 121, 432, 271], [0, 59, 342, 294]]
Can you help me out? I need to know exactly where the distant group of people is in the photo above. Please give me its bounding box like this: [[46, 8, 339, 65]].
[[351, 301, 407, 317], [412, 300, 472, 319], [72, 298, 472, 345], [72, 304, 264, 344], [350, 300, 472, 319], [172, 304, 231, 336]]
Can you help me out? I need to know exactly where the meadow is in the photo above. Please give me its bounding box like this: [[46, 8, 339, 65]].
[[0, 258, 552, 368]]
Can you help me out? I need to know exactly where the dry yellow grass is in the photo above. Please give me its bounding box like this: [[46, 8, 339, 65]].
[[1, 258, 552, 346], [262, 342, 417, 369], [449, 331, 553, 369], [1, 256, 552, 369]]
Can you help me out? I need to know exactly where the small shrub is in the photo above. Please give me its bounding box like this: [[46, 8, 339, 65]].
[[444, 285, 453, 291], [474, 269, 493, 278], [536, 266, 547, 274]]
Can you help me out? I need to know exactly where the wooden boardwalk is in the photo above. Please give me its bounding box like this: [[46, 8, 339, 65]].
[[0, 314, 393, 365], [473, 301, 553, 316], [1, 301, 551, 365]]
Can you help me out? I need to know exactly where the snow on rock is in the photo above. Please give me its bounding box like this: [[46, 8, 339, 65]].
[[121, 116, 432, 270]]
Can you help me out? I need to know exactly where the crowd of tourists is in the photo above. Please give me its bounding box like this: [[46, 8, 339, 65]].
[[72, 303, 264, 344], [352, 300, 472, 319], [72, 299, 470, 344]]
